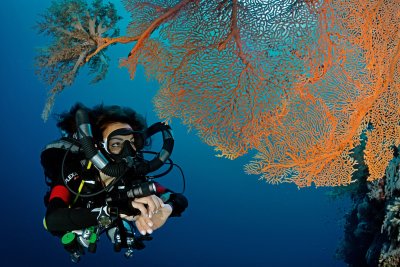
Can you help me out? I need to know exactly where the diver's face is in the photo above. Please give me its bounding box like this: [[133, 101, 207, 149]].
[[102, 122, 136, 155]]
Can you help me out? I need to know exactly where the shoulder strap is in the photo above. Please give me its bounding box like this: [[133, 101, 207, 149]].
[[41, 137, 83, 182], [43, 137, 81, 152]]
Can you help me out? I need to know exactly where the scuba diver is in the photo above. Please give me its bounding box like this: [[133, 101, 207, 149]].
[[41, 103, 188, 262]]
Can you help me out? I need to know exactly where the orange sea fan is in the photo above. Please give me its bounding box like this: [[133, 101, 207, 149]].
[[108, 0, 400, 187], [150, 0, 400, 187], [37, 0, 400, 187]]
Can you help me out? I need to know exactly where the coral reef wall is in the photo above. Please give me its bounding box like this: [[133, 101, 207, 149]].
[[338, 147, 400, 266]]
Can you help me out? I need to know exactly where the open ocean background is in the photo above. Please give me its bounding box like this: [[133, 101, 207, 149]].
[[0, 1, 350, 266]]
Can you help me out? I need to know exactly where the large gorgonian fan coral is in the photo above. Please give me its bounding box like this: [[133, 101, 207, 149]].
[[36, 0, 400, 187]]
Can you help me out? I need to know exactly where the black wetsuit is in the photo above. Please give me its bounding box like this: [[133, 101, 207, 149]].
[[41, 140, 188, 236]]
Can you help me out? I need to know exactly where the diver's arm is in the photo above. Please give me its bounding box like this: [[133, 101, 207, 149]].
[[45, 185, 98, 233], [163, 193, 188, 217], [45, 198, 98, 233], [154, 182, 188, 217]]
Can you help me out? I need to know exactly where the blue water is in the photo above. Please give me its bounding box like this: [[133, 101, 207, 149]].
[[0, 1, 349, 266]]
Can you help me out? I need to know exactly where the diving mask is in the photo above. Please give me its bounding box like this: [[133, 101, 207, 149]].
[[102, 128, 144, 159]]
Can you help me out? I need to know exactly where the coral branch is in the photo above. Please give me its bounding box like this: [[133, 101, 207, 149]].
[[86, 36, 140, 62], [218, 0, 248, 65], [122, 0, 195, 78]]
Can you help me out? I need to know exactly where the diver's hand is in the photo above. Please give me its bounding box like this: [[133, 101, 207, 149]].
[[118, 213, 154, 235], [134, 214, 155, 235], [149, 203, 172, 231], [131, 195, 163, 235], [119, 195, 164, 235], [133, 204, 172, 235], [132, 195, 164, 218]]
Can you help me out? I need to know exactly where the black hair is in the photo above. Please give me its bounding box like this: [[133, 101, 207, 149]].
[[56, 102, 86, 136], [56, 102, 149, 149]]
